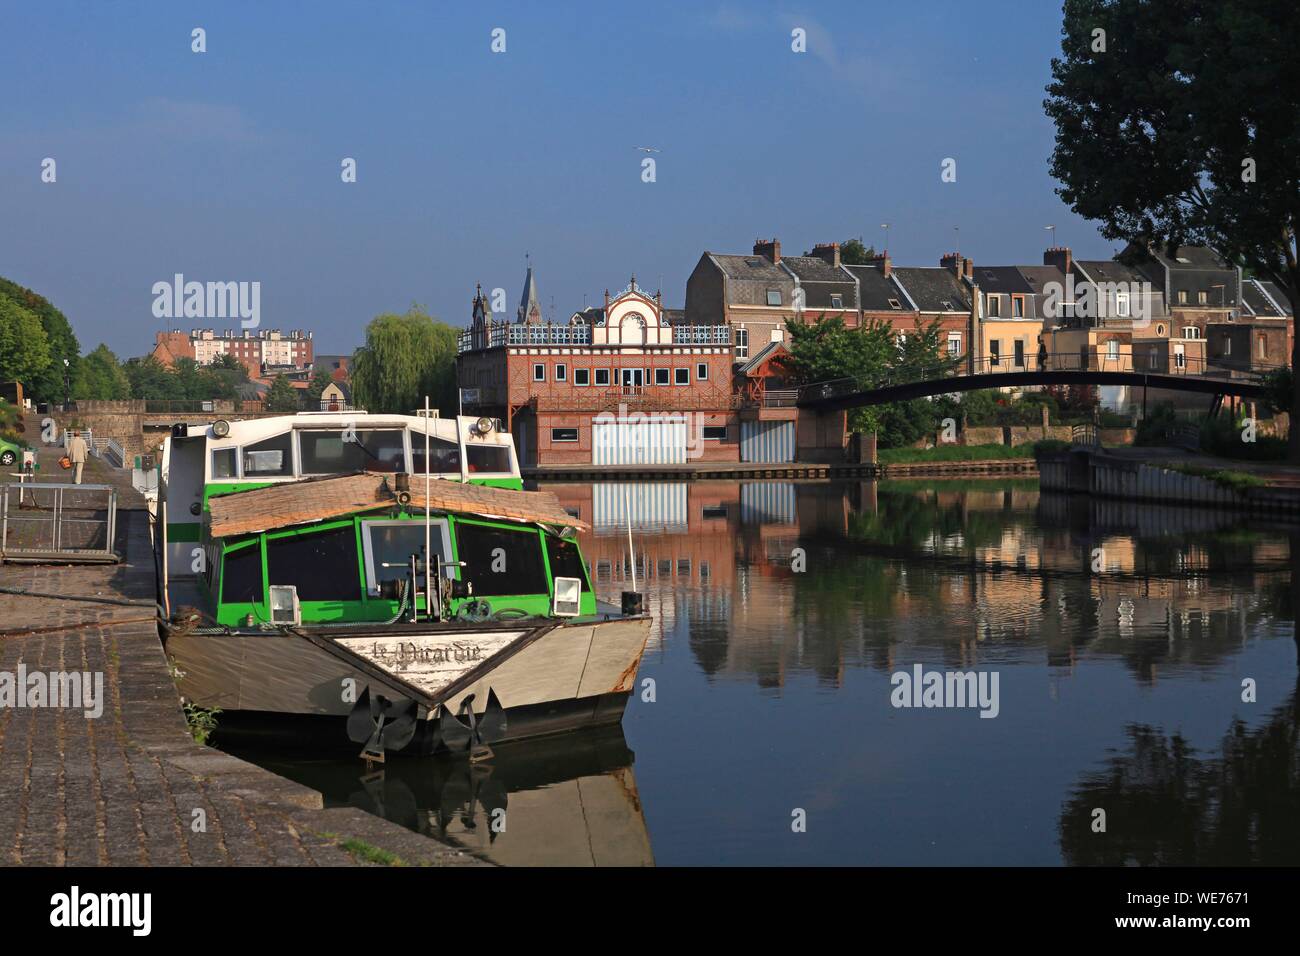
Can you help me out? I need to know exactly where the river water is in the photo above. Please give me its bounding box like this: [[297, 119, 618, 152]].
[[227, 478, 1300, 866]]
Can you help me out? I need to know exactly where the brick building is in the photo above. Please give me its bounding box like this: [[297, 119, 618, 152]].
[[150, 328, 314, 374]]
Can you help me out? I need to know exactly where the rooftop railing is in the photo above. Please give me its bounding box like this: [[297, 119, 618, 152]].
[[457, 323, 732, 352]]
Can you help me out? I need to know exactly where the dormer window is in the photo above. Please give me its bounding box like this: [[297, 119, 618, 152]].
[[766, 289, 782, 306], [830, 294, 843, 309]]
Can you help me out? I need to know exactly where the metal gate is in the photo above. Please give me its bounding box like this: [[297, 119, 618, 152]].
[[1, 482, 119, 563], [740, 420, 795, 463]]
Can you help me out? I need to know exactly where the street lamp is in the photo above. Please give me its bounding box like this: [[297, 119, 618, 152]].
[[62, 357, 70, 409]]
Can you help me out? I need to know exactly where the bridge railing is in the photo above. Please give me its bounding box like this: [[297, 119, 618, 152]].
[[797, 352, 1285, 404]]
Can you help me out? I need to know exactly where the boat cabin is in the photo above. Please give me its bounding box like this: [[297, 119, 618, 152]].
[[188, 471, 595, 628]]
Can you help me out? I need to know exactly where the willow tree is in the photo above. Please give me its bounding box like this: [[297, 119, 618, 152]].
[[1045, 0, 1300, 455], [350, 306, 459, 414]]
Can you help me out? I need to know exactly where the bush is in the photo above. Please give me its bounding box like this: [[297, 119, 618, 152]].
[[1200, 415, 1287, 461]]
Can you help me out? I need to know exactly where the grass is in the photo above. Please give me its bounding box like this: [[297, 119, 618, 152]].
[[877, 442, 1044, 464], [1165, 463, 1268, 493], [339, 838, 408, 867]]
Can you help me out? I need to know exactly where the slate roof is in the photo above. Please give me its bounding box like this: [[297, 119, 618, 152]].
[[208, 472, 587, 538], [892, 266, 973, 312], [780, 256, 859, 310], [1242, 278, 1293, 318], [843, 264, 911, 312], [971, 265, 1034, 296], [707, 253, 791, 282]]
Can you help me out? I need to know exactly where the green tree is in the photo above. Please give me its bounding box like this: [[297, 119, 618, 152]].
[[73, 344, 131, 400], [782, 314, 951, 444], [265, 374, 300, 412], [123, 355, 182, 400], [350, 306, 458, 414], [839, 239, 876, 265], [1045, 0, 1300, 457], [0, 278, 80, 404], [0, 293, 52, 390]]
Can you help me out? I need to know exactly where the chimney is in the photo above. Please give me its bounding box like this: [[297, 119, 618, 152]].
[[1044, 246, 1072, 276], [965, 258, 973, 279], [810, 242, 841, 268], [868, 251, 892, 278], [940, 252, 965, 278], [754, 237, 781, 264]]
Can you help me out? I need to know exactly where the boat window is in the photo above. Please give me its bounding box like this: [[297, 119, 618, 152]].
[[266, 525, 363, 602], [409, 433, 462, 475], [545, 535, 590, 590], [299, 429, 406, 475], [221, 543, 264, 605], [212, 448, 238, 479], [361, 520, 452, 595], [454, 522, 548, 597], [243, 433, 294, 477], [466, 444, 512, 474]]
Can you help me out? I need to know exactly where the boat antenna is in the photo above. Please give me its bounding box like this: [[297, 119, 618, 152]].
[[424, 395, 432, 620], [625, 484, 636, 592]]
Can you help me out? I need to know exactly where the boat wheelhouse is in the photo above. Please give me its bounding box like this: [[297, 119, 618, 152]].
[[158, 411, 522, 588]]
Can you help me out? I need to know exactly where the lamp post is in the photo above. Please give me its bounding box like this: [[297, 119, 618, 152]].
[[62, 357, 70, 409]]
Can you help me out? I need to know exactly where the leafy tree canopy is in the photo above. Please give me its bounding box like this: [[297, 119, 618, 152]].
[[0, 293, 52, 390], [0, 277, 80, 403], [265, 373, 300, 412], [351, 306, 458, 414], [1045, 0, 1300, 453]]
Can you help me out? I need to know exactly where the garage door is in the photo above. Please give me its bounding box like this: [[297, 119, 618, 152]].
[[592, 416, 688, 465], [740, 420, 795, 463]]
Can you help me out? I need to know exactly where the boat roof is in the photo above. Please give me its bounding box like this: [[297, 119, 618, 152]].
[[207, 471, 588, 538]]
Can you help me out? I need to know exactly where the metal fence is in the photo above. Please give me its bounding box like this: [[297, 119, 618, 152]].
[[1, 482, 118, 563]]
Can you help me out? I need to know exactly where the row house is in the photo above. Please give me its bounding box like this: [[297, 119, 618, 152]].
[[686, 238, 979, 370]]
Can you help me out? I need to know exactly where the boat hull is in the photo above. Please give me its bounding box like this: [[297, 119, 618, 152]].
[[164, 615, 651, 752]]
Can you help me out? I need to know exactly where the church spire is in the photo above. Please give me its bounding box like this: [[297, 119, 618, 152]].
[[518, 255, 542, 324]]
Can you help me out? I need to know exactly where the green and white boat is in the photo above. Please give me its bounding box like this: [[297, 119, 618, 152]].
[[156, 411, 650, 759]]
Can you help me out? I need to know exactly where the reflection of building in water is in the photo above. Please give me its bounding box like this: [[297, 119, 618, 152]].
[[545, 478, 1291, 689]]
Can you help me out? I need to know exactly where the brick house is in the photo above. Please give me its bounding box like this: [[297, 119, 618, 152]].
[[458, 273, 737, 466]]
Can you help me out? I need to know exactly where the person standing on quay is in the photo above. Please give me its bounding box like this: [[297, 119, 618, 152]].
[[68, 430, 88, 485]]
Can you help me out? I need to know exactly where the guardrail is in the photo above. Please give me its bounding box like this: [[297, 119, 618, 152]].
[[457, 323, 732, 352], [797, 353, 1285, 405]]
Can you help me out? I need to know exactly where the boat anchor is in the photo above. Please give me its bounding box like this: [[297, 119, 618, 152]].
[[438, 689, 506, 763], [346, 685, 419, 764]]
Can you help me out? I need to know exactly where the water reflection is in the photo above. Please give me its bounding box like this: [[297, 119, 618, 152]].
[[227, 728, 653, 866], [1060, 674, 1300, 865], [545, 479, 1293, 689], [226, 477, 1299, 865]]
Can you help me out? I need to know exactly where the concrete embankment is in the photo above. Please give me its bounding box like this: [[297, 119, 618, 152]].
[[526, 458, 1037, 481], [0, 451, 486, 867]]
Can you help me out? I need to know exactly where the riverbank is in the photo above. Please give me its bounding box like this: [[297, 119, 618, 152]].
[[524, 456, 1038, 481], [0, 451, 486, 867], [1039, 444, 1300, 515]]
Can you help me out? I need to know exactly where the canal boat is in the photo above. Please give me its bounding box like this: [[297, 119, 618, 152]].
[[156, 411, 651, 759]]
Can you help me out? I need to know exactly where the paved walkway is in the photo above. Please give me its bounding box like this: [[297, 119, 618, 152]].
[[1, 450, 485, 866]]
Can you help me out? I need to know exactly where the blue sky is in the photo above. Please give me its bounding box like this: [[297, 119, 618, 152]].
[[0, 0, 1112, 357]]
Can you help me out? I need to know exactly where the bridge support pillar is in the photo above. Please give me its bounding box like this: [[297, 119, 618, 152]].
[[796, 408, 847, 463]]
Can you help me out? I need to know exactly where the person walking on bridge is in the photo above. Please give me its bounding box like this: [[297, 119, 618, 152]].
[[68, 430, 88, 485]]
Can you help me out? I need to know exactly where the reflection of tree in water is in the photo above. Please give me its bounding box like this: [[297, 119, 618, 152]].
[[1059, 676, 1300, 865]]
